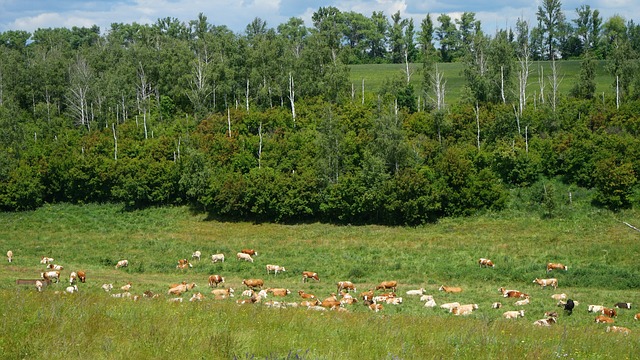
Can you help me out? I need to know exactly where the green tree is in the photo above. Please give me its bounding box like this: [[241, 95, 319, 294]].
[[593, 158, 637, 210], [536, 0, 566, 59], [570, 53, 596, 99], [436, 14, 458, 62]]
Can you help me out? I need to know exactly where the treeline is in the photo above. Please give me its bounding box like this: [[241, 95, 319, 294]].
[[0, 2, 639, 224]]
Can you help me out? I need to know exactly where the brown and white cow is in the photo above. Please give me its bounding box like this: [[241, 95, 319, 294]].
[[69, 272, 77, 285], [438, 285, 462, 293], [337, 281, 356, 293], [375, 281, 398, 292], [40, 256, 54, 264], [369, 303, 384, 312], [635, 313, 640, 321], [515, 297, 530, 306], [451, 304, 478, 315], [302, 271, 319, 282], [242, 279, 264, 290], [606, 326, 630, 334], [546, 262, 568, 273], [504, 290, 529, 299], [503, 310, 525, 319], [211, 288, 234, 298], [47, 264, 64, 271], [601, 307, 617, 318], [268, 288, 291, 297], [6, 250, 13, 263], [533, 278, 558, 290], [241, 249, 258, 257], [208, 275, 225, 287], [266, 264, 286, 275], [533, 317, 557, 326], [595, 315, 615, 324], [301, 299, 321, 307], [115, 259, 129, 269], [237, 253, 254, 263], [121, 282, 132, 292], [176, 259, 193, 269], [478, 258, 495, 268], [588, 305, 605, 313], [41, 271, 60, 283], [298, 290, 316, 299]]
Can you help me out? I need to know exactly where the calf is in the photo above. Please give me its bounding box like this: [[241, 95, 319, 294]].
[[191, 251, 201, 261], [606, 326, 630, 335], [208, 275, 225, 287], [35, 280, 44, 292], [236, 252, 254, 263], [115, 259, 129, 269], [424, 298, 437, 308], [266, 264, 286, 275], [492, 302, 503, 309], [533, 278, 558, 290], [302, 271, 319, 282], [189, 292, 205, 302], [546, 262, 568, 273], [595, 315, 615, 324], [551, 293, 567, 301], [503, 310, 525, 319], [438, 285, 462, 293], [386, 297, 403, 305], [242, 279, 264, 290], [211, 253, 225, 263], [337, 281, 356, 293], [478, 258, 495, 268], [176, 259, 193, 269], [614, 302, 631, 309], [375, 281, 398, 292], [451, 304, 478, 315], [121, 282, 132, 292], [369, 303, 384, 312], [301, 299, 321, 307], [69, 272, 77, 285], [6, 250, 13, 263]]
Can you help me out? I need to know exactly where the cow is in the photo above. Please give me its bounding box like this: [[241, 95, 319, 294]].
[[504, 290, 529, 299], [77, 271, 86, 283], [268, 288, 291, 297], [595, 315, 615, 324], [546, 263, 568, 273], [369, 303, 384, 312], [101, 283, 113, 292], [301, 300, 321, 307], [451, 304, 478, 315], [191, 251, 201, 261], [241, 249, 258, 257], [237, 253, 254, 263], [588, 305, 605, 313], [533, 278, 558, 290], [40, 256, 54, 264], [211, 288, 234, 298], [545, 311, 558, 318], [614, 302, 631, 309], [47, 264, 64, 271], [65, 285, 79, 294], [606, 326, 631, 335], [361, 290, 375, 302], [69, 272, 77, 285], [478, 258, 495, 268], [6, 250, 13, 263], [424, 298, 437, 308], [176, 259, 193, 269], [35, 280, 44, 292], [208, 275, 225, 288], [308, 305, 327, 311], [406, 288, 426, 296], [440, 302, 461, 310], [492, 302, 503, 309], [298, 290, 316, 299], [498, 287, 517, 296], [503, 310, 525, 319], [375, 281, 398, 292], [386, 297, 403, 305], [337, 281, 356, 293], [564, 299, 575, 315], [438, 285, 462, 293], [168, 297, 183, 303], [321, 299, 342, 309], [115, 259, 129, 269], [420, 294, 434, 302], [515, 297, 530, 306], [121, 282, 132, 292], [551, 293, 567, 301], [211, 253, 225, 263], [302, 271, 319, 282], [601, 307, 617, 318], [266, 264, 286, 275], [634, 313, 640, 321], [41, 271, 60, 283], [242, 279, 264, 290], [189, 292, 205, 302], [533, 317, 557, 326], [340, 292, 358, 305]]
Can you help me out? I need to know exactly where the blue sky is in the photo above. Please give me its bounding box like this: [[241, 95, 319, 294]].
[[1, 1, 638, 35]]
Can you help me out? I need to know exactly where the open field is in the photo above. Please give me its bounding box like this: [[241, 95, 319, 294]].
[[1, 204, 639, 359], [350, 60, 614, 104]]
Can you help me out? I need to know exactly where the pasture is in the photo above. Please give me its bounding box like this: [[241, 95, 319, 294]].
[[350, 60, 614, 104], [1, 203, 639, 359]]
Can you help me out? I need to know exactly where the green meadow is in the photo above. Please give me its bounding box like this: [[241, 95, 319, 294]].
[[1, 203, 639, 359], [350, 60, 614, 104]]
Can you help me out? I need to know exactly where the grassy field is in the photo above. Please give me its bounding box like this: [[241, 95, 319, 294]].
[[1, 204, 639, 359], [350, 60, 614, 105]]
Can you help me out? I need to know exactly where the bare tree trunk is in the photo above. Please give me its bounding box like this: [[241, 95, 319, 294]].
[[548, 59, 562, 113], [361, 79, 365, 105], [513, 104, 521, 135], [616, 75, 620, 110], [517, 42, 531, 116], [525, 125, 529, 154], [474, 102, 480, 150], [500, 66, 506, 104], [112, 123, 117, 160], [538, 66, 545, 105], [245, 78, 250, 113], [288, 72, 296, 125], [404, 49, 412, 84], [258, 121, 263, 168], [432, 64, 446, 111], [227, 107, 231, 137]]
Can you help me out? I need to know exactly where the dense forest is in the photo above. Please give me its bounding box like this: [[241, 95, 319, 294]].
[[1, 1, 639, 224]]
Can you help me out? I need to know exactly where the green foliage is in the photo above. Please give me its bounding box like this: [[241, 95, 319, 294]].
[[593, 158, 637, 210]]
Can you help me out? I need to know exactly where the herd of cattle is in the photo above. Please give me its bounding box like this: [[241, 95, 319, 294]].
[[5, 249, 638, 333]]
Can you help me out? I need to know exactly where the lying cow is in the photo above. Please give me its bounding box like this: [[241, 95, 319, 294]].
[[606, 326, 631, 335], [546, 262, 568, 273], [503, 310, 525, 319], [533, 317, 557, 326], [438, 285, 462, 293]]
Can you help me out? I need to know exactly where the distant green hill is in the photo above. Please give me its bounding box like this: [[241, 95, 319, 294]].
[[350, 60, 613, 105]]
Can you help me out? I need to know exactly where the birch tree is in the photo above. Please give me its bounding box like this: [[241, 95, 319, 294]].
[[67, 55, 93, 129]]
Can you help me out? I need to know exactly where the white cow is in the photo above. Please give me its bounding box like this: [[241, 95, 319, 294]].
[[101, 283, 114, 292], [115, 259, 129, 269], [266, 264, 286, 275], [65, 285, 79, 294], [406, 288, 426, 296], [503, 310, 525, 319], [7, 250, 13, 263], [237, 252, 254, 263], [211, 253, 225, 263], [192, 251, 201, 261]]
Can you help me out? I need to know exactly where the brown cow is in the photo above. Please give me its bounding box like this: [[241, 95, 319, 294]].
[[211, 288, 234, 299], [438, 285, 462, 293], [302, 271, 319, 282], [268, 288, 291, 297], [375, 281, 398, 292], [298, 290, 316, 299], [546, 263, 568, 273], [242, 279, 264, 290], [337, 281, 356, 293], [601, 307, 617, 318], [77, 270, 86, 283], [595, 315, 615, 324], [533, 278, 558, 290], [241, 249, 258, 257], [606, 326, 630, 334], [208, 275, 225, 287]]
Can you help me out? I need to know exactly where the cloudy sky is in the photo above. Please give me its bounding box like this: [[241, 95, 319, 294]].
[[0, 0, 637, 36]]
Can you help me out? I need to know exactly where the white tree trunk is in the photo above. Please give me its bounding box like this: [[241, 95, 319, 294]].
[[227, 107, 231, 137], [289, 72, 296, 125], [475, 102, 480, 150], [258, 121, 263, 168], [112, 123, 117, 161]]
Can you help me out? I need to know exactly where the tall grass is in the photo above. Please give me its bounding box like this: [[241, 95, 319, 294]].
[[1, 204, 639, 358]]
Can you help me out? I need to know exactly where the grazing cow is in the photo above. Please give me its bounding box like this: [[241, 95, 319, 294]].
[[440, 302, 461, 310], [189, 292, 205, 302], [564, 299, 575, 315], [515, 298, 530, 306], [302, 271, 319, 282], [533, 317, 557, 326], [40, 256, 54, 264], [192, 251, 201, 261], [606, 326, 630, 335], [211, 288, 234, 298], [406, 288, 426, 296], [211, 253, 225, 263], [438, 285, 462, 293], [478, 258, 495, 268], [298, 290, 316, 299], [492, 302, 503, 309], [121, 282, 132, 292], [65, 285, 78, 294], [267, 288, 291, 297], [266, 264, 286, 275], [601, 308, 617, 318], [337, 281, 356, 293], [236, 253, 254, 263], [375, 281, 398, 292], [503, 310, 525, 319], [533, 278, 558, 290], [546, 263, 568, 273], [242, 279, 264, 290], [47, 264, 64, 271], [69, 272, 77, 285], [7, 250, 13, 263], [35, 280, 44, 292], [208, 275, 225, 288], [634, 313, 640, 321], [115, 259, 129, 269], [588, 305, 605, 313], [595, 315, 615, 324], [551, 293, 567, 301], [369, 303, 384, 312], [424, 298, 437, 308], [614, 302, 632, 309], [176, 259, 193, 269], [241, 249, 258, 257], [101, 283, 113, 292], [301, 300, 321, 307], [77, 271, 86, 283], [41, 271, 60, 283]]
